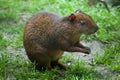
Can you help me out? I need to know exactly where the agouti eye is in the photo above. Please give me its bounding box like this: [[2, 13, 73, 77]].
[[79, 20, 86, 26]]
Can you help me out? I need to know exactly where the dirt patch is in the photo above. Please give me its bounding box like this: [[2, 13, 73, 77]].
[[6, 40, 103, 62], [94, 65, 120, 78], [6, 46, 28, 60], [64, 40, 104, 63], [19, 12, 31, 23]]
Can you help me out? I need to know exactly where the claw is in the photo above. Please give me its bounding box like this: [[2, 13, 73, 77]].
[[84, 47, 91, 54]]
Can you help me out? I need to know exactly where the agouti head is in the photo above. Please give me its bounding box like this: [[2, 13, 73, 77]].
[[68, 10, 98, 35]]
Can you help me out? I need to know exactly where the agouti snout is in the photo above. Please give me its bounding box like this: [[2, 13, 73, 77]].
[[23, 10, 98, 71]]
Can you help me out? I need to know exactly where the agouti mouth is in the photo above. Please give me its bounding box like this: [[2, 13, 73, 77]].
[[90, 26, 99, 34], [86, 30, 98, 35]]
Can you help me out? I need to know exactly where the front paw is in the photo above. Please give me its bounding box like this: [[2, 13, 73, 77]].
[[85, 47, 91, 52], [84, 47, 91, 54]]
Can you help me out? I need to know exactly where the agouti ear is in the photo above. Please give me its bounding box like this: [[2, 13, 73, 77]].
[[68, 14, 76, 21], [75, 9, 82, 13]]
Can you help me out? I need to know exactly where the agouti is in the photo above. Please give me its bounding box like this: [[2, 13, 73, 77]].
[[23, 10, 98, 70]]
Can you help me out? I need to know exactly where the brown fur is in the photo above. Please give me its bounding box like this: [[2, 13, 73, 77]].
[[23, 10, 98, 70]]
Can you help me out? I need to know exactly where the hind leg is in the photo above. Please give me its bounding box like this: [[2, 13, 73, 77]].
[[35, 59, 52, 71], [27, 52, 52, 71]]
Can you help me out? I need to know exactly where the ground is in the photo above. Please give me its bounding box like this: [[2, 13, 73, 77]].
[[6, 40, 119, 79], [0, 0, 120, 80]]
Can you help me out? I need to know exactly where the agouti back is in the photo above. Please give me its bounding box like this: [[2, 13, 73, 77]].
[[23, 10, 98, 70]]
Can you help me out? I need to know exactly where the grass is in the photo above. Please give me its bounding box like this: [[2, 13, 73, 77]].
[[0, 52, 100, 80], [0, 0, 120, 80]]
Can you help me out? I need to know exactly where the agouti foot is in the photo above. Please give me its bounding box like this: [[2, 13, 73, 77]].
[[58, 62, 68, 70]]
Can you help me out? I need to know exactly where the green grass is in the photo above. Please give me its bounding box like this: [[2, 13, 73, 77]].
[[0, 0, 120, 80], [94, 42, 120, 71], [0, 52, 100, 80]]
